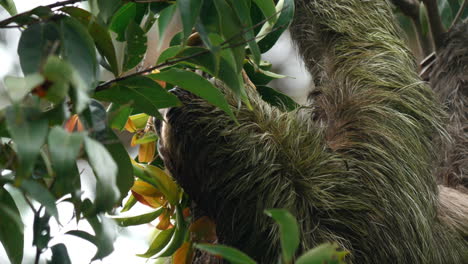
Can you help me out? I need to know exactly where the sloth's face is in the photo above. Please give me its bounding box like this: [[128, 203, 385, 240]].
[[153, 88, 209, 194]]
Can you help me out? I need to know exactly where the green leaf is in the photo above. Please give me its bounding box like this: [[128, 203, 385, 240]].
[[111, 208, 163, 226], [17, 22, 60, 75], [438, 0, 454, 29], [257, 86, 298, 111], [5, 105, 48, 180], [81, 99, 108, 140], [419, 2, 429, 36], [108, 104, 133, 130], [150, 2, 172, 13], [60, 7, 119, 76], [132, 164, 179, 205], [156, 45, 186, 63], [138, 228, 175, 257], [157, 5, 177, 39], [213, 0, 245, 73], [196, 1, 220, 51], [49, 243, 72, 264], [21, 180, 59, 221], [42, 56, 73, 103], [3, 74, 44, 102], [0, 186, 23, 264], [48, 127, 84, 197], [252, 0, 277, 24], [149, 68, 236, 120], [94, 76, 181, 119], [177, 0, 203, 42], [66, 230, 96, 244], [109, 2, 137, 41], [60, 17, 98, 89], [103, 130, 134, 202], [32, 211, 51, 250], [257, 0, 295, 53], [194, 244, 257, 264], [0, 0, 17, 15], [231, 0, 261, 66], [264, 209, 300, 263], [97, 0, 123, 24], [84, 137, 120, 211], [296, 243, 349, 264], [134, 132, 158, 145], [244, 60, 283, 85], [120, 194, 137, 213], [123, 21, 147, 72], [65, 216, 117, 260], [87, 214, 117, 260], [157, 46, 249, 107], [37, 56, 89, 113]]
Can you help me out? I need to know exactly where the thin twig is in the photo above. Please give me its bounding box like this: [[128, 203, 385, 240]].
[[95, 50, 209, 91], [450, 0, 468, 30], [34, 246, 41, 264], [95, 6, 286, 92], [0, 0, 84, 27], [23, 194, 38, 214]]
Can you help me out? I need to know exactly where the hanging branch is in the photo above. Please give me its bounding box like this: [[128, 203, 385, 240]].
[[0, 0, 84, 28], [95, 50, 210, 92]]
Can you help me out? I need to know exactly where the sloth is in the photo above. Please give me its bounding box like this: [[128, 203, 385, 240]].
[[156, 0, 468, 263]]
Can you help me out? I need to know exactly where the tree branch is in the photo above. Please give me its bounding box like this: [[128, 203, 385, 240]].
[[422, 0, 446, 50], [0, 0, 84, 27], [95, 50, 209, 92]]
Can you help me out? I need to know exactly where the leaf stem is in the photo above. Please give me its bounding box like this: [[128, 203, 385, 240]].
[[0, 0, 84, 28]]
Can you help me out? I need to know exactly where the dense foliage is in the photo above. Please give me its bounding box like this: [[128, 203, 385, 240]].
[[0, 0, 465, 263]]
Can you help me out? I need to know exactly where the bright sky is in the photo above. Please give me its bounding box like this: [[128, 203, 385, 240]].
[[0, 2, 154, 263]]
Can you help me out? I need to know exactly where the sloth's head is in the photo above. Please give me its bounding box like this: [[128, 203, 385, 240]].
[[154, 87, 235, 206]]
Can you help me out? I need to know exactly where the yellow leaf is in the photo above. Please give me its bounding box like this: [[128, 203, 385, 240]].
[[131, 180, 163, 197], [143, 165, 180, 204], [157, 208, 173, 230], [64, 114, 84, 132], [173, 242, 194, 264], [131, 190, 166, 208], [129, 113, 150, 130], [130, 134, 138, 147], [124, 118, 137, 133], [139, 141, 156, 163]]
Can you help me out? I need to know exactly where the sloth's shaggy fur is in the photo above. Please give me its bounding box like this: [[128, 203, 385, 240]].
[[157, 0, 468, 263], [422, 21, 468, 192]]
